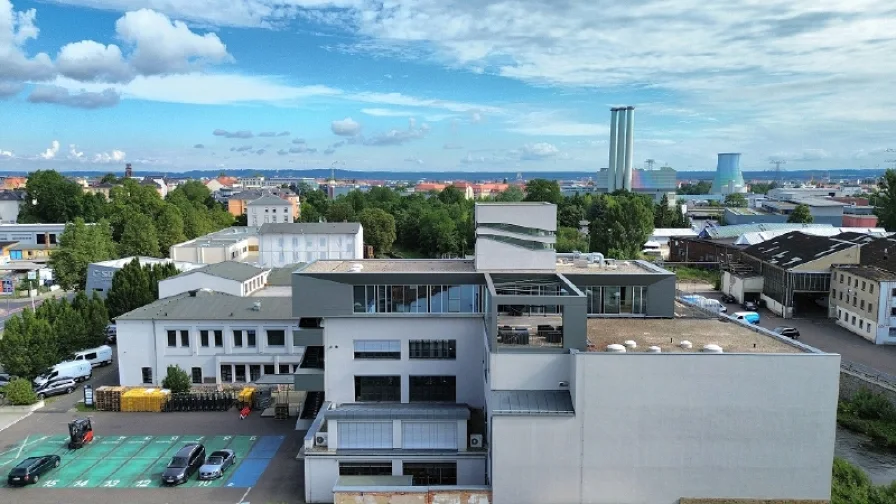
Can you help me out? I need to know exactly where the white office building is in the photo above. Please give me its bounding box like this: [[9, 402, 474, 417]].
[[158, 261, 270, 299], [86, 256, 204, 298], [170, 227, 259, 265], [258, 223, 363, 268], [247, 195, 294, 226]]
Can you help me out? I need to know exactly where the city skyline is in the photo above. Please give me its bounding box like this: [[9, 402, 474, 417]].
[[1, 0, 895, 173]]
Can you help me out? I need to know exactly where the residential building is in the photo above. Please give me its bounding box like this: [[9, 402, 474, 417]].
[[842, 205, 879, 228], [86, 256, 204, 298], [0, 177, 26, 190], [0, 190, 25, 223], [115, 291, 300, 386], [228, 189, 299, 220], [0, 223, 67, 246], [257, 223, 363, 267], [169, 227, 259, 264], [158, 261, 269, 298], [293, 203, 836, 504], [239, 176, 265, 188], [830, 265, 896, 345], [248, 195, 294, 226], [82, 183, 119, 199], [140, 177, 168, 198]]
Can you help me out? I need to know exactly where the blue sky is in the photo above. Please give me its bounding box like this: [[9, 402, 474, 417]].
[[1, 0, 895, 173]]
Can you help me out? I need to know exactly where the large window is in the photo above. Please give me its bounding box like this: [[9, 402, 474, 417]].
[[141, 367, 153, 384], [339, 463, 392, 476], [233, 330, 243, 347], [585, 286, 647, 315], [353, 284, 482, 314], [191, 367, 202, 384], [220, 365, 232, 382], [200, 330, 210, 347], [409, 340, 456, 359], [354, 340, 400, 359], [409, 376, 456, 403], [180, 330, 190, 347], [402, 422, 458, 449], [167, 330, 176, 347], [403, 462, 457, 486], [355, 376, 400, 402], [267, 329, 285, 346]]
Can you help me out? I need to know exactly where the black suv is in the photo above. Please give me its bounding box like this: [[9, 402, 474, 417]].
[[742, 300, 758, 311], [774, 326, 800, 340], [720, 293, 736, 304], [7, 455, 60, 486], [162, 442, 206, 486]]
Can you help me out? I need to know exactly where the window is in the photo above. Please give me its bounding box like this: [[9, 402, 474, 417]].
[[839, 274, 844, 284], [868, 325, 872, 333], [283, 215, 289, 222], [264, 364, 275, 375], [839, 291, 843, 301], [852, 315, 856, 325], [200, 330, 210, 347], [249, 365, 261, 382], [339, 463, 392, 477], [891, 307, 896, 316], [278, 364, 291, 374], [862, 281, 867, 291], [409, 340, 456, 359], [235, 365, 247, 382], [214, 330, 223, 347], [141, 367, 153, 384], [354, 376, 400, 402], [853, 298, 857, 307], [403, 462, 457, 486], [267, 329, 286, 346], [180, 330, 189, 347], [354, 340, 400, 359], [892, 288, 896, 297], [221, 365, 232, 382], [292, 237, 299, 247], [870, 304, 875, 314], [832, 289, 836, 299], [860, 320, 864, 329], [871, 284, 875, 294], [191, 367, 202, 384], [278, 237, 283, 246], [320, 237, 326, 247], [402, 422, 458, 449], [409, 376, 456, 402], [233, 330, 243, 347], [339, 421, 393, 449], [247, 330, 257, 347], [861, 300, 866, 310], [167, 330, 176, 347]]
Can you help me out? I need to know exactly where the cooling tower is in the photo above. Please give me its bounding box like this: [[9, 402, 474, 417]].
[[711, 153, 746, 195]]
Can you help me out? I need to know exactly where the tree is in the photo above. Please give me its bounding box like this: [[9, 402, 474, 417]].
[[0, 310, 58, 379], [523, 179, 562, 204], [558, 203, 585, 229], [17, 170, 85, 223], [72, 291, 110, 346], [556, 227, 589, 253], [419, 208, 460, 257], [120, 213, 161, 257], [161, 365, 191, 393], [168, 180, 217, 209], [50, 219, 118, 290], [495, 186, 524, 202], [358, 207, 397, 256], [654, 194, 672, 227], [723, 193, 748, 208], [676, 181, 712, 195], [99, 173, 120, 184], [327, 201, 356, 222], [438, 186, 466, 206], [873, 169, 896, 231], [3, 378, 38, 405], [589, 194, 654, 258], [156, 205, 187, 256], [105, 258, 153, 319], [298, 202, 321, 223], [749, 181, 777, 195], [788, 204, 814, 224]]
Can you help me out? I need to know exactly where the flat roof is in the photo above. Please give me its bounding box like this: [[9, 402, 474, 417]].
[[555, 260, 658, 275], [587, 317, 803, 354], [326, 403, 470, 420], [301, 259, 477, 273], [116, 290, 293, 321], [92, 256, 203, 271], [491, 390, 574, 416], [168, 261, 266, 282]]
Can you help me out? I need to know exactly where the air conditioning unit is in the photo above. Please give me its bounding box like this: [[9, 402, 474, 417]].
[[469, 434, 483, 449], [315, 433, 329, 447]]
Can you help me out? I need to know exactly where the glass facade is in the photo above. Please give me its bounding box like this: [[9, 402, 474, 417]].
[[584, 286, 647, 314], [482, 234, 554, 251], [353, 285, 483, 314], [477, 222, 555, 237]]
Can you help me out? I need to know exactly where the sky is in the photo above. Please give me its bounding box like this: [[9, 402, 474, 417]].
[[1, 0, 896, 174]]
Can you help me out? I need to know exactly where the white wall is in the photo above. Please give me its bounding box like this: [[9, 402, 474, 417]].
[[159, 273, 242, 298], [248, 202, 292, 227], [116, 318, 301, 386], [259, 230, 362, 267], [489, 353, 570, 391], [323, 317, 485, 407], [0, 200, 21, 223], [491, 353, 840, 504], [474, 239, 555, 271]]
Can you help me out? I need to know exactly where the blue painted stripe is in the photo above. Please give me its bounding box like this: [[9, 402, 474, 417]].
[[226, 459, 269, 488], [246, 435, 283, 459]]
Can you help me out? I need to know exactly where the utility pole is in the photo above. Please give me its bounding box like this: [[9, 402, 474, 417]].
[[770, 159, 786, 183]]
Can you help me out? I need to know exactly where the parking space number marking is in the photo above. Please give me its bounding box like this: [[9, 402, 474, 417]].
[[249, 436, 257, 441], [73, 480, 89, 487], [197, 480, 212, 487], [135, 479, 151, 487], [102, 479, 120, 488], [42, 480, 58, 487]]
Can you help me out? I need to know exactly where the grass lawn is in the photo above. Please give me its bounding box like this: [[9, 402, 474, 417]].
[[74, 402, 95, 413], [388, 246, 428, 259], [672, 266, 720, 286]]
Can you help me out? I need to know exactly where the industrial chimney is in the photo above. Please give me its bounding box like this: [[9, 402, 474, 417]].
[[124, 163, 133, 178], [607, 108, 619, 192], [607, 106, 635, 192]]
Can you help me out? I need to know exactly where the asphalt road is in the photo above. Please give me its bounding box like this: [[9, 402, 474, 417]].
[[0, 292, 75, 331], [693, 289, 896, 375], [39, 358, 120, 413]]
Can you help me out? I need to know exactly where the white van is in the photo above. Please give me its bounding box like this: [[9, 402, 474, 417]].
[[701, 299, 727, 313], [33, 361, 92, 387], [67, 345, 113, 368]]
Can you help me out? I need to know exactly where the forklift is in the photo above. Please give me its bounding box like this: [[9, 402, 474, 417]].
[[68, 418, 94, 449]]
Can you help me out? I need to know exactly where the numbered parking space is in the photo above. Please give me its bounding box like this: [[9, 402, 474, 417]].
[[0, 434, 284, 490]]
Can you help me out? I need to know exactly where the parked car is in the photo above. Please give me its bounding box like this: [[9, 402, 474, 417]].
[[742, 300, 758, 311], [720, 293, 736, 304], [773, 326, 800, 340], [34, 378, 77, 400], [7, 455, 60, 486], [0, 373, 16, 387], [733, 311, 761, 325], [198, 449, 236, 480], [105, 324, 117, 345], [33, 361, 91, 387], [162, 442, 206, 486], [65, 345, 114, 368]]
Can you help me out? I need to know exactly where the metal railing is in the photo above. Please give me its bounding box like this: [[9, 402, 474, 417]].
[[841, 360, 896, 388]]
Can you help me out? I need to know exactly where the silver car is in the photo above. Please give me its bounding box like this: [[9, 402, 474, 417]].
[[198, 449, 236, 480]]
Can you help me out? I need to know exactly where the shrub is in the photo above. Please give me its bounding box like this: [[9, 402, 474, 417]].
[[161, 365, 191, 394], [3, 378, 39, 405], [850, 388, 896, 422]]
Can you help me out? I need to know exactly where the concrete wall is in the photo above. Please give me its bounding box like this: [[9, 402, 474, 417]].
[[323, 317, 486, 407], [0, 200, 21, 223], [490, 353, 840, 504], [116, 318, 302, 386], [85, 264, 119, 297], [840, 369, 896, 409], [794, 245, 860, 272], [158, 273, 242, 298], [488, 353, 570, 391], [722, 272, 763, 304], [474, 238, 556, 272], [334, 489, 491, 504]]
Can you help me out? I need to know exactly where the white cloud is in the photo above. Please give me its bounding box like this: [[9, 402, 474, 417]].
[[518, 142, 560, 160], [39, 140, 59, 160], [93, 149, 126, 163], [0, 80, 23, 97], [0, 149, 12, 158], [404, 156, 423, 165], [68, 144, 84, 159], [331, 117, 361, 136], [0, 0, 54, 81], [28, 85, 120, 108], [770, 149, 832, 163], [56, 40, 132, 82], [509, 120, 603, 137], [361, 107, 413, 117], [348, 91, 502, 115]]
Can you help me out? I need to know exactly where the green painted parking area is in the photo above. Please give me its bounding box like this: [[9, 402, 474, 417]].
[[0, 435, 265, 489]]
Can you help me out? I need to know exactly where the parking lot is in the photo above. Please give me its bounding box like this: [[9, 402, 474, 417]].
[[0, 409, 303, 503]]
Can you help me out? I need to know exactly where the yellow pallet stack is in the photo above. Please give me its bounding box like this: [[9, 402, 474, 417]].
[[121, 388, 170, 412], [238, 387, 256, 407]]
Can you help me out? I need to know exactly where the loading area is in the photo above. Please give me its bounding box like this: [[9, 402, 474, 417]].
[[0, 434, 284, 489]]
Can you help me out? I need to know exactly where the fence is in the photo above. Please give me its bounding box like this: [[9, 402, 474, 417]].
[[841, 359, 896, 389]]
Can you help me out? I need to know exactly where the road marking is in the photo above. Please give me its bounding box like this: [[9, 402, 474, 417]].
[[42, 479, 58, 487], [72, 480, 89, 487], [237, 487, 252, 504], [135, 479, 151, 487], [102, 479, 120, 487], [197, 480, 212, 487]]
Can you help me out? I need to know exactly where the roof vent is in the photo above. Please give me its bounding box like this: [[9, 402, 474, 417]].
[[606, 344, 626, 353], [647, 346, 662, 353], [188, 289, 199, 297], [702, 344, 723, 353], [679, 340, 693, 349], [623, 340, 637, 350], [349, 263, 363, 272], [252, 301, 261, 311]]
